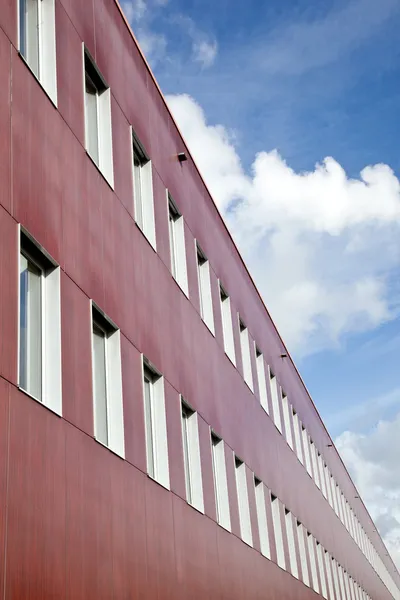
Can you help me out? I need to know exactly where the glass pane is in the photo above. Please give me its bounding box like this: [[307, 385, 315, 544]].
[[169, 215, 177, 278], [144, 378, 155, 478], [85, 74, 99, 166], [19, 253, 42, 400], [181, 411, 192, 504], [133, 152, 143, 229], [93, 324, 108, 445], [20, 0, 40, 78]]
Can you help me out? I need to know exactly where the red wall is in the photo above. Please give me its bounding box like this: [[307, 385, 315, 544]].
[[0, 0, 397, 598]]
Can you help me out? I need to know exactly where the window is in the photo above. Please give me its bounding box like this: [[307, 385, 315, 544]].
[[19, 230, 61, 414], [337, 564, 347, 599], [325, 465, 333, 508], [293, 412, 304, 464], [285, 510, 298, 578], [302, 427, 313, 476], [269, 371, 282, 433], [255, 348, 268, 413], [181, 402, 204, 512], [19, 0, 57, 103], [331, 558, 341, 600], [131, 132, 156, 248], [196, 245, 214, 333], [143, 362, 169, 489], [168, 196, 188, 296], [84, 48, 114, 186], [271, 495, 286, 569], [324, 552, 336, 600], [316, 542, 328, 599], [254, 478, 270, 558], [310, 440, 321, 488], [282, 393, 293, 449], [307, 533, 320, 593], [235, 458, 252, 546], [239, 320, 253, 391], [220, 285, 235, 365], [343, 570, 352, 600], [211, 433, 231, 531], [331, 476, 339, 516], [297, 522, 310, 586], [318, 453, 327, 497], [91, 305, 124, 457]]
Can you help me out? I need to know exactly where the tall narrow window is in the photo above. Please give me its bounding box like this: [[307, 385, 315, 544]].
[[331, 476, 339, 516], [282, 394, 293, 449], [293, 412, 304, 464], [255, 348, 268, 413], [181, 402, 204, 512], [325, 465, 333, 508], [269, 370, 282, 433], [271, 495, 286, 569], [220, 285, 235, 365], [254, 478, 270, 558], [196, 245, 214, 333], [297, 522, 310, 586], [19, 231, 61, 414], [307, 533, 320, 594], [235, 458, 252, 546], [19, 0, 57, 103], [337, 564, 347, 599], [211, 433, 231, 531], [324, 551, 335, 600], [143, 362, 169, 489], [91, 305, 124, 457], [316, 542, 328, 599], [84, 49, 114, 186], [331, 558, 341, 600], [310, 440, 321, 488], [318, 453, 327, 497], [131, 133, 156, 248], [285, 510, 299, 578], [168, 196, 188, 296], [239, 320, 253, 391], [302, 427, 313, 476]]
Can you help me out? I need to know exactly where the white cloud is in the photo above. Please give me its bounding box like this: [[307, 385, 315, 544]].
[[336, 416, 400, 569], [167, 93, 400, 355], [120, 0, 147, 23], [192, 39, 218, 69], [172, 15, 218, 69], [135, 29, 167, 65]]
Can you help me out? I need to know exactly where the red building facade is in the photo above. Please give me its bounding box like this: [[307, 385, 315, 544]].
[[0, 0, 398, 598]]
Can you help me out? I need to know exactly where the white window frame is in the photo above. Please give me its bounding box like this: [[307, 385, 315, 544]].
[[302, 427, 313, 477], [254, 478, 270, 558], [293, 412, 304, 464], [285, 510, 299, 578], [316, 542, 328, 599], [282, 393, 293, 449], [219, 285, 236, 365], [235, 458, 253, 546], [271, 495, 286, 570], [297, 522, 310, 586], [91, 303, 125, 458], [18, 228, 62, 415], [239, 319, 253, 391], [307, 533, 320, 594], [18, 0, 57, 104], [324, 551, 336, 600], [142, 360, 170, 489], [181, 401, 204, 513], [83, 46, 114, 188], [196, 243, 214, 334], [255, 347, 268, 413], [310, 440, 321, 488], [211, 432, 231, 531], [168, 194, 188, 296], [131, 130, 156, 249], [269, 370, 282, 433]]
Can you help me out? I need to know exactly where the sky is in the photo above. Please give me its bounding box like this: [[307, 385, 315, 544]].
[[120, 0, 400, 569]]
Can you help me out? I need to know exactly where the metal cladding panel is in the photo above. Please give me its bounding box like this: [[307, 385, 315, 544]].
[[0, 0, 395, 598]]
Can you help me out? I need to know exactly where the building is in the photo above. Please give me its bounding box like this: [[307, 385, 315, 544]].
[[0, 0, 398, 598]]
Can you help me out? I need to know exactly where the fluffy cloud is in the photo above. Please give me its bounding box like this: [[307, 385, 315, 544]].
[[192, 39, 218, 69], [336, 417, 400, 568], [167, 93, 400, 354]]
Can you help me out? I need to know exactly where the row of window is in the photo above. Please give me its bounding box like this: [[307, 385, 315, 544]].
[[18, 3, 399, 597]]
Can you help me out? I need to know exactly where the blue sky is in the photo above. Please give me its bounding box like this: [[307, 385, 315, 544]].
[[122, 0, 400, 563]]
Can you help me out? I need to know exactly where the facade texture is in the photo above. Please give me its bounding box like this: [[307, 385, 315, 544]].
[[0, 0, 399, 598]]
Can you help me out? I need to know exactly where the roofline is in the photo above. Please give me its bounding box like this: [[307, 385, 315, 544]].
[[114, 0, 399, 580]]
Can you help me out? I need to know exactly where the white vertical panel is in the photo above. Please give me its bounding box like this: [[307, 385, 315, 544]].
[[282, 395, 293, 449], [331, 559, 341, 600], [142, 160, 156, 250], [106, 329, 125, 458], [310, 442, 320, 488], [188, 412, 204, 513], [175, 216, 188, 296], [44, 266, 62, 415], [235, 461, 252, 546], [303, 428, 313, 477], [240, 326, 253, 391], [307, 535, 319, 593], [324, 552, 335, 600], [331, 477, 339, 516], [297, 523, 310, 586], [318, 454, 327, 498], [349, 577, 356, 600], [198, 259, 214, 334], [40, 0, 57, 104], [293, 414, 303, 464], [271, 498, 286, 569], [316, 543, 327, 599], [98, 88, 114, 188], [256, 352, 268, 413], [270, 374, 282, 433], [212, 440, 231, 531], [285, 512, 299, 578], [338, 565, 346, 599], [325, 466, 333, 508], [255, 482, 270, 558], [154, 377, 170, 490], [221, 295, 235, 365]]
